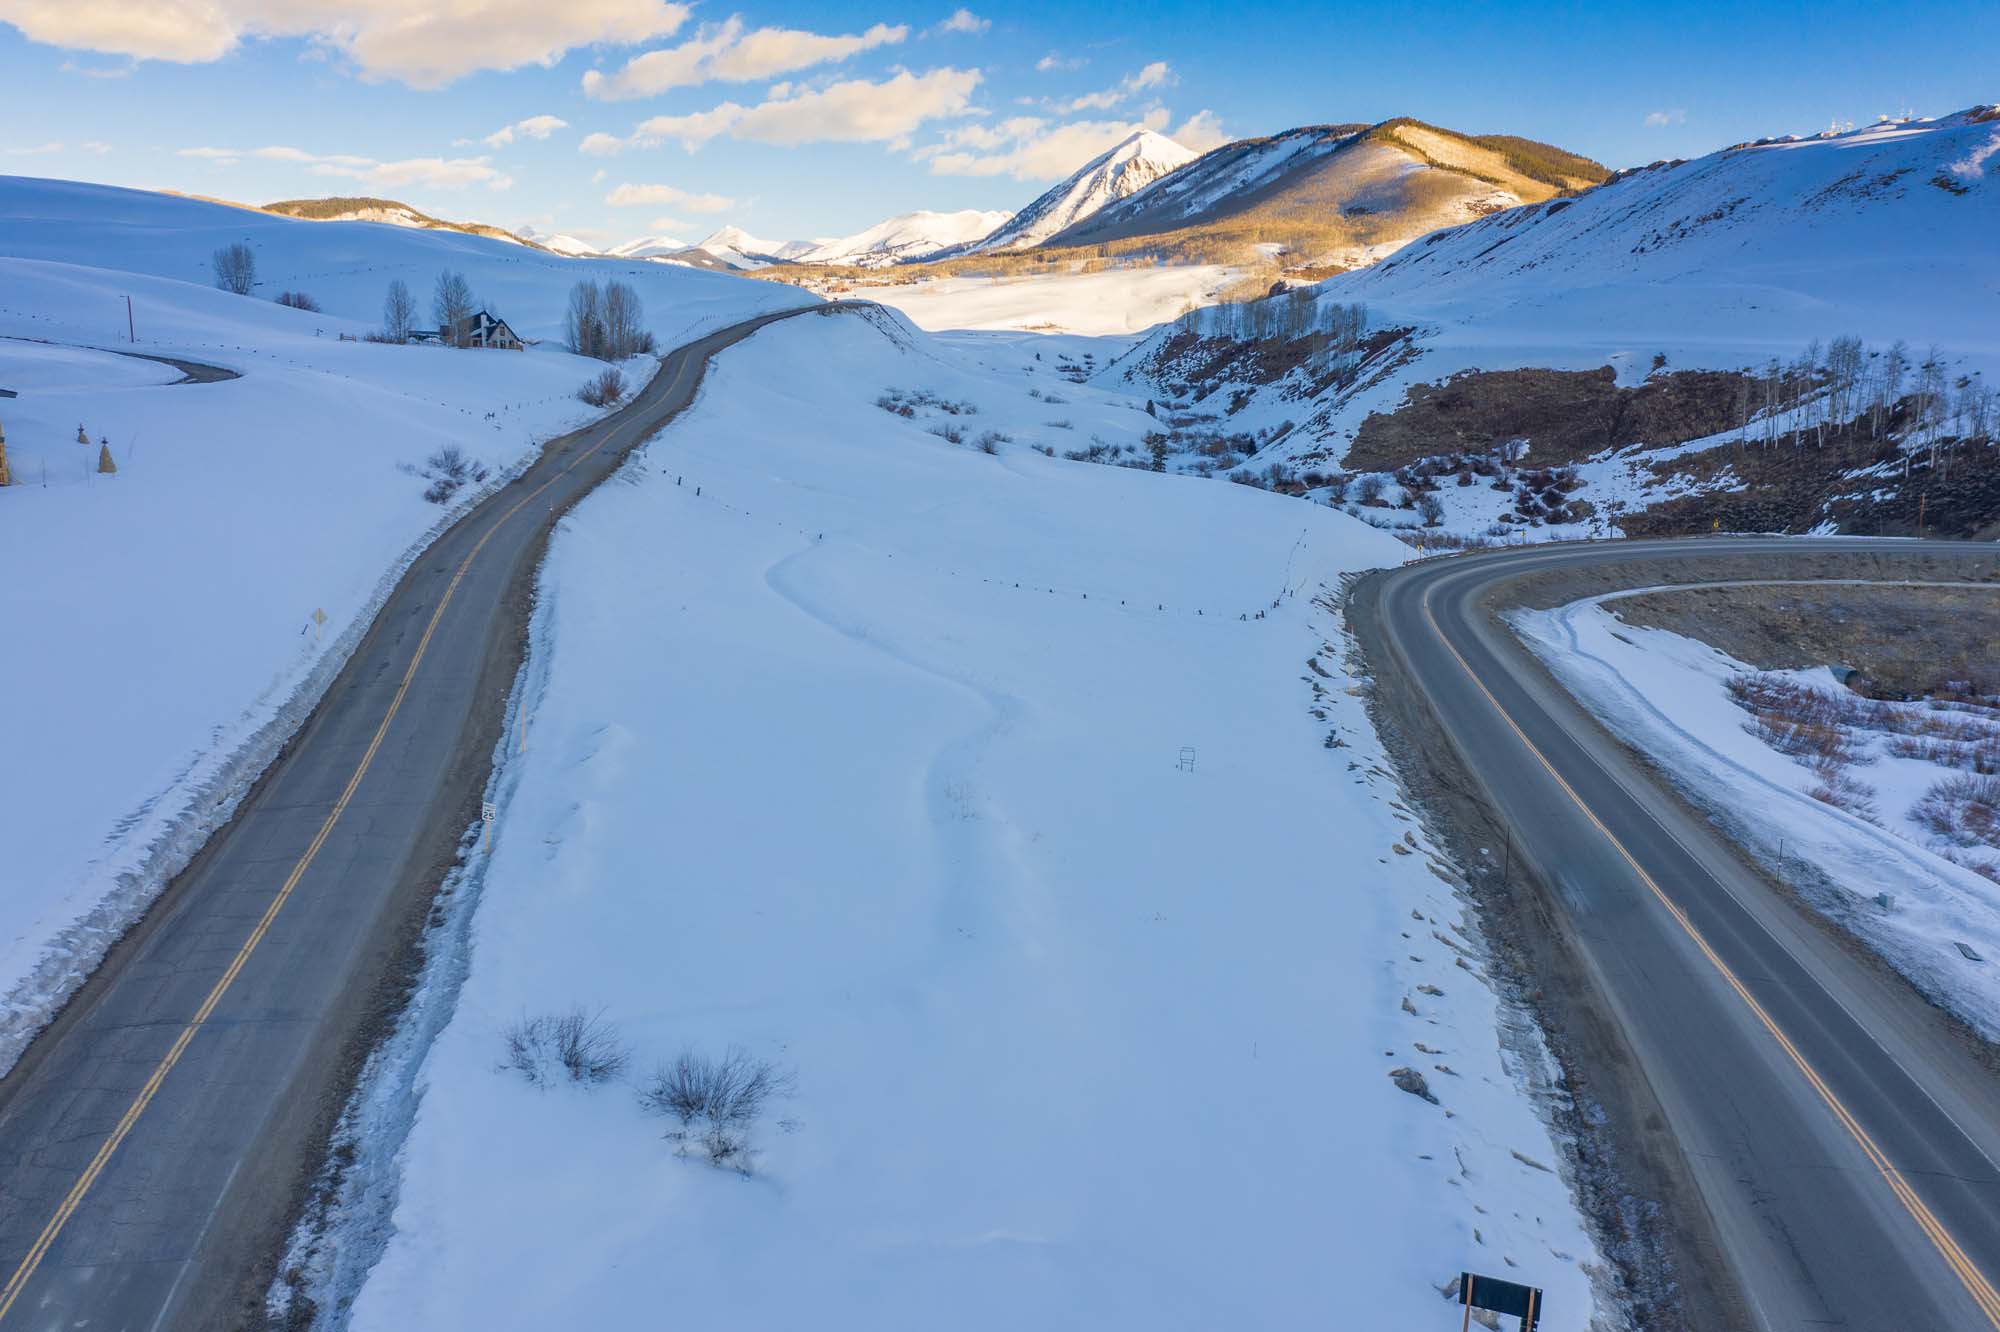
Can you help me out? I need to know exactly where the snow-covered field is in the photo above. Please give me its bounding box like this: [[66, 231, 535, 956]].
[[1516, 594, 2000, 1037], [0, 176, 809, 1073], [865, 264, 1237, 336], [313, 308, 1603, 1329]]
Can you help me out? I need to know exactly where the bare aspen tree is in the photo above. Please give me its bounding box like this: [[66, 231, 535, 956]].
[[433, 270, 476, 346], [602, 280, 643, 358], [211, 243, 256, 295], [564, 280, 605, 358], [382, 279, 415, 343]]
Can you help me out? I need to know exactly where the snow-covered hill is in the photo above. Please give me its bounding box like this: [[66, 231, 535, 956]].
[[0, 173, 810, 1075], [793, 208, 1012, 267], [1109, 107, 2000, 536], [960, 130, 1197, 254], [260, 195, 535, 248]]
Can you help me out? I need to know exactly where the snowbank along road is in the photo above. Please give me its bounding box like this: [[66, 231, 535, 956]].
[[1353, 537, 2000, 1331], [0, 302, 851, 1332]]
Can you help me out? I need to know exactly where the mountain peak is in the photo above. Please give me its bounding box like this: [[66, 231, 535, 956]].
[[960, 130, 1198, 255]]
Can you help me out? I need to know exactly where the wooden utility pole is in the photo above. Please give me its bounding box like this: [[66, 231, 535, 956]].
[[0, 415, 11, 488], [126, 295, 135, 343]]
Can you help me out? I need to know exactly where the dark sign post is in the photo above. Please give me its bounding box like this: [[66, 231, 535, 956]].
[[1459, 1272, 1542, 1331]]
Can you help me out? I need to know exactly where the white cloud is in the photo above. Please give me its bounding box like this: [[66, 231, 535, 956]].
[[605, 181, 734, 212], [79, 140, 112, 154], [624, 67, 981, 150], [1062, 60, 1173, 113], [647, 215, 693, 233], [920, 108, 1172, 181], [1035, 51, 1082, 73], [579, 131, 628, 155], [2, 141, 64, 156], [1644, 108, 1687, 127], [0, 0, 693, 88], [59, 58, 129, 77], [1170, 109, 1228, 152], [582, 15, 907, 100], [483, 113, 568, 147], [628, 103, 750, 151], [935, 8, 987, 34], [177, 142, 513, 189]]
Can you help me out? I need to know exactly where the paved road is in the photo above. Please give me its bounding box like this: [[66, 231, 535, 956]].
[[1354, 537, 2000, 1330], [0, 303, 840, 1331]]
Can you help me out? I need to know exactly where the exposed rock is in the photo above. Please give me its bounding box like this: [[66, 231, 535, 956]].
[[1389, 1066, 1438, 1104]]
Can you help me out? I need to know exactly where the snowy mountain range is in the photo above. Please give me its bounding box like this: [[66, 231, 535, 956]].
[[954, 130, 1198, 254]]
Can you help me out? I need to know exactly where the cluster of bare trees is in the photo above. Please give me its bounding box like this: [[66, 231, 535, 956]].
[[1181, 292, 1371, 386], [371, 271, 484, 346], [563, 279, 654, 361], [1734, 337, 1994, 470], [433, 270, 477, 346]]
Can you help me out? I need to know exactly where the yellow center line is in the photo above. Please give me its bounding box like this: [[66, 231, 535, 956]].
[[1415, 575, 2000, 1327], [0, 348, 696, 1322]]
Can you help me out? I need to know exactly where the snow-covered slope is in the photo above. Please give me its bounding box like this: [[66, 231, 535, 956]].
[[0, 173, 811, 1075], [301, 306, 1604, 1331], [963, 130, 1197, 253], [1109, 108, 2000, 532], [794, 208, 1012, 267]]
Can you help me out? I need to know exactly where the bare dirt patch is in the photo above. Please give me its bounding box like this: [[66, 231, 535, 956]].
[[1347, 366, 1746, 472], [1604, 583, 2000, 696]]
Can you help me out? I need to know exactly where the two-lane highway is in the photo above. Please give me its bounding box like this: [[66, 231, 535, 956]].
[[1355, 538, 2000, 1330], [0, 303, 846, 1331]]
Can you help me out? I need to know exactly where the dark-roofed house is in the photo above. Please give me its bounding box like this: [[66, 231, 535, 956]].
[[444, 310, 523, 350]]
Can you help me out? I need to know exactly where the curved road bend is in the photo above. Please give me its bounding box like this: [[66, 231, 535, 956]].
[[0, 302, 847, 1331], [1355, 537, 2000, 1330]]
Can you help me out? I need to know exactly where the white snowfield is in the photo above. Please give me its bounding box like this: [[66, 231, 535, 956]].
[[1517, 597, 2000, 1039], [333, 308, 1602, 1330], [1114, 108, 2000, 516], [869, 264, 1238, 337], [0, 175, 810, 1074]]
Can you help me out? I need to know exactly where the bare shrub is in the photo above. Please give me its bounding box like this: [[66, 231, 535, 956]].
[[1355, 474, 1386, 505], [578, 367, 627, 407], [640, 1046, 795, 1170], [1727, 673, 1868, 767], [1416, 492, 1445, 526], [929, 423, 965, 445], [502, 1008, 629, 1087], [1913, 774, 2000, 849], [275, 290, 321, 312], [974, 430, 1008, 454], [1810, 770, 1880, 822], [417, 444, 490, 504], [212, 242, 256, 295]]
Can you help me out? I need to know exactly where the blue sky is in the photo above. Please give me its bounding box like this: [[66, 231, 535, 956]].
[[2, 0, 1994, 248]]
